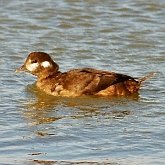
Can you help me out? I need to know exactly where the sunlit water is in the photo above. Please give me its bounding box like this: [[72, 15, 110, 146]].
[[0, 0, 165, 165]]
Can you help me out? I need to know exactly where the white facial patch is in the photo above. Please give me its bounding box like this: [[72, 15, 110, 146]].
[[41, 61, 51, 68], [26, 63, 39, 72]]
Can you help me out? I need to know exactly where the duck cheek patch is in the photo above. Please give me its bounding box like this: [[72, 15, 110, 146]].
[[41, 61, 51, 68], [26, 63, 39, 72]]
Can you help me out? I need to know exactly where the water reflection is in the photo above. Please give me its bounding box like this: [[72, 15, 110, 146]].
[[22, 84, 139, 127], [22, 83, 139, 164], [23, 84, 62, 125]]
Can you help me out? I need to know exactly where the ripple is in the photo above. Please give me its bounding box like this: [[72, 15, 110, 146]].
[[0, 0, 165, 164]]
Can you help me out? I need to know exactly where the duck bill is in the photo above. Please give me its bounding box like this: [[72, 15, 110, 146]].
[[15, 64, 27, 73]]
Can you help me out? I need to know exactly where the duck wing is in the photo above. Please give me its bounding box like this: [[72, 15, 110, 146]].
[[79, 68, 136, 94]]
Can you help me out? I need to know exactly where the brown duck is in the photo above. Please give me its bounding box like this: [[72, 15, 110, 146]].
[[16, 52, 154, 97]]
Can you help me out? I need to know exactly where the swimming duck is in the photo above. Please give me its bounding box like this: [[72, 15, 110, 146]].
[[16, 52, 154, 97]]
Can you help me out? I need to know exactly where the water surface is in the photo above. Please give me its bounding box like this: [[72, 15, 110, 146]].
[[0, 0, 165, 164]]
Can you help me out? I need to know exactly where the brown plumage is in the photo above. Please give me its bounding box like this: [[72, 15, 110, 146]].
[[16, 52, 154, 97]]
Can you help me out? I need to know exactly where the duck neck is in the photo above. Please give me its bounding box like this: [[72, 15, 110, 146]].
[[38, 69, 61, 81]]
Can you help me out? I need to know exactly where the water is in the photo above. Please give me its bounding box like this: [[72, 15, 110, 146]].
[[0, 0, 165, 164]]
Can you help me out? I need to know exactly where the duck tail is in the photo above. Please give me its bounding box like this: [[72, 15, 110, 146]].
[[138, 72, 156, 85]]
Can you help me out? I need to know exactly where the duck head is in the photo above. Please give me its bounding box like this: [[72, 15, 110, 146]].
[[16, 52, 59, 78]]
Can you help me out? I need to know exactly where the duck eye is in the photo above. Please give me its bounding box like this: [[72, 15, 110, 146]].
[[31, 60, 37, 63]]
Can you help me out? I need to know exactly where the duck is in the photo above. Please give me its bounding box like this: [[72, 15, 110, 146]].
[[16, 52, 154, 97]]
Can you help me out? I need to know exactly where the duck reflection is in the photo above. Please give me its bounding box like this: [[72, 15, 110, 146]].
[[23, 84, 139, 159], [23, 83, 139, 127], [23, 84, 63, 125]]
